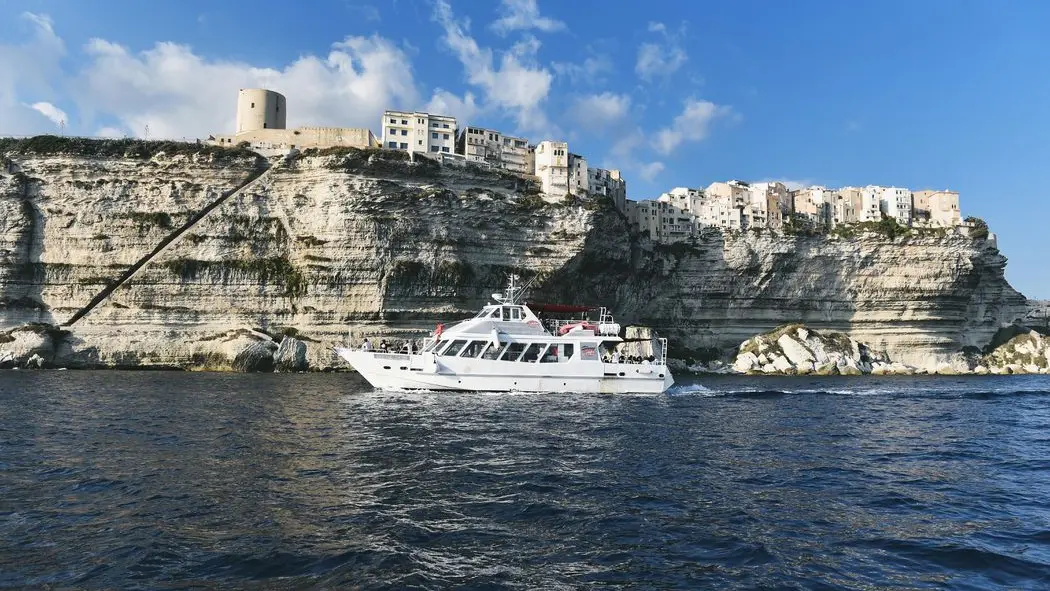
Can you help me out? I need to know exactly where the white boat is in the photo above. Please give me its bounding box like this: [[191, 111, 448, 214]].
[[335, 278, 674, 393]]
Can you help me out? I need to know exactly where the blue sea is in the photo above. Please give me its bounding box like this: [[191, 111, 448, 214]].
[[2, 372, 1050, 589]]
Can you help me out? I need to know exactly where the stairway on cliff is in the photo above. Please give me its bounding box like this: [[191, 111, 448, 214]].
[[63, 152, 293, 327]]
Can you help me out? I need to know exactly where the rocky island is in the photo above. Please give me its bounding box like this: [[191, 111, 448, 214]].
[[0, 136, 1039, 374]]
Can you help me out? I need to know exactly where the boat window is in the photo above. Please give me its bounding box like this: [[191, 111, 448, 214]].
[[580, 342, 599, 361], [440, 339, 468, 356], [510, 307, 522, 321], [460, 340, 487, 357], [423, 340, 441, 353], [481, 342, 505, 360], [539, 344, 559, 363], [487, 308, 501, 319], [499, 342, 527, 361], [520, 343, 545, 362], [562, 344, 574, 361]]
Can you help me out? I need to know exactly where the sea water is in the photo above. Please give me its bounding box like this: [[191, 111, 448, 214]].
[[2, 371, 1050, 589]]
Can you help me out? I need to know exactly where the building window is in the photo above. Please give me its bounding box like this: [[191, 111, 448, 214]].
[[430, 146, 439, 152], [443, 133, 449, 140], [263, 123, 267, 128], [401, 129, 408, 136], [388, 141, 397, 148], [251, 102, 255, 108], [443, 123, 449, 129], [401, 119, 407, 125], [432, 132, 438, 138], [400, 142, 408, 149], [442, 147, 449, 153], [418, 140, 423, 145], [389, 118, 395, 124]]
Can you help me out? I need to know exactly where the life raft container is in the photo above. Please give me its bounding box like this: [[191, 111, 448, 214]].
[[558, 322, 598, 336]]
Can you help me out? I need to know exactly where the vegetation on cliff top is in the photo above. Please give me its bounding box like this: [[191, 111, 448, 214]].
[[0, 135, 262, 164]]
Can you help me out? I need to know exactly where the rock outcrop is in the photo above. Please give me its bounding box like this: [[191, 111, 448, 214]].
[[731, 324, 885, 375], [982, 330, 1050, 374], [0, 137, 1033, 371]]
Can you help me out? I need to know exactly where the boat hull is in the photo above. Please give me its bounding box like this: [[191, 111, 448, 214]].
[[335, 348, 674, 394]]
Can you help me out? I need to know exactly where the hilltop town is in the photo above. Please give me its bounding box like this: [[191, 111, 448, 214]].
[[208, 88, 970, 246]]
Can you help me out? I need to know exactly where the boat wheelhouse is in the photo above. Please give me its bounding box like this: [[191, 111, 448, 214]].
[[334, 278, 674, 393]]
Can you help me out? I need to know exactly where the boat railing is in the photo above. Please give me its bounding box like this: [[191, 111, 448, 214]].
[[658, 337, 668, 365]]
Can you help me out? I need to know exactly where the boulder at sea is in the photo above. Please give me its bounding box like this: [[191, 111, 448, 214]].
[[275, 336, 308, 372], [731, 324, 896, 375], [983, 330, 1050, 374], [232, 341, 277, 372]]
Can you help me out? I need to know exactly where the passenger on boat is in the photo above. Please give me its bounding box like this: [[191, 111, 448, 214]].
[[611, 351, 621, 364], [379, 339, 388, 352], [361, 338, 373, 351]]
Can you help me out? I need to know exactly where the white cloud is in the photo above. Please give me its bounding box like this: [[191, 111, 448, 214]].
[[426, 89, 481, 125], [638, 161, 665, 181], [73, 34, 421, 139], [95, 126, 125, 138], [28, 101, 67, 126], [653, 98, 734, 154], [635, 22, 687, 82], [0, 13, 66, 135], [551, 55, 613, 86], [490, 0, 565, 35], [569, 92, 630, 131], [433, 0, 555, 135]]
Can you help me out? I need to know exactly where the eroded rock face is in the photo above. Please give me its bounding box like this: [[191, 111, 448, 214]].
[[983, 330, 1050, 374], [0, 141, 1032, 371], [730, 324, 882, 375]]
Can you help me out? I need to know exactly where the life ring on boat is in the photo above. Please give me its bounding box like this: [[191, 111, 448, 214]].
[[527, 320, 541, 328], [558, 322, 597, 335]]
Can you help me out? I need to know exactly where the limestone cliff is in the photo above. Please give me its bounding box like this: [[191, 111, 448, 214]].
[[0, 137, 1031, 370]]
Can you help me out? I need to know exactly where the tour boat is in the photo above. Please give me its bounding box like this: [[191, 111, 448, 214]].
[[334, 278, 674, 393]]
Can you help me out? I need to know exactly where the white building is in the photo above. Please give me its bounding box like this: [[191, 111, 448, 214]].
[[569, 153, 589, 196], [534, 140, 570, 197], [876, 186, 912, 226], [912, 190, 961, 227], [749, 182, 790, 229], [454, 126, 530, 174], [381, 110, 457, 155], [626, 199, 695, 243], [858, 186, 883, 222], [588, 168, 627, 212]]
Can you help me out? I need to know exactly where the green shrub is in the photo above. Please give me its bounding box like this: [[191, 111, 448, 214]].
[[965, 216, 989, 240], [0, 135, 261, 165]]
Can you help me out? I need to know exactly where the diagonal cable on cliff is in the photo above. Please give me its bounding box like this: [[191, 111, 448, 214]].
[[62, 152, 292, 327]]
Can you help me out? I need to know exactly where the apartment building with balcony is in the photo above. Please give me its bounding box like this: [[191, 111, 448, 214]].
[[381, 110, 457, 155]]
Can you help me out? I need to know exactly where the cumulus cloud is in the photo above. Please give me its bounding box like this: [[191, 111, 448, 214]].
[[95, 126, 125, 138], [569, 92, 630, 131], [637, 161, 665, 182], [0, 13, 66, 135], [434, 0, 555, 135], [426, 89, 481, 125], [653, 98, 734, 155], [635, 21, 687, 82], [73, 34, 421, 139], [27, 101, 67, 126], [551, 54, 613, 86], [490, 0, 565, 35]]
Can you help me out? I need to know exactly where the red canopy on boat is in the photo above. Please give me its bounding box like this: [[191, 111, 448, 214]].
[[526, 302, 596, 313]]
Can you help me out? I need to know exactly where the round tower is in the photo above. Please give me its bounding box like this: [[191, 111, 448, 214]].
[[236, 88, 286, 133]]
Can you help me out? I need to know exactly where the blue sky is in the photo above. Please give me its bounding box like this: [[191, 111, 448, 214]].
[[1, 0, 1048, 297]]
